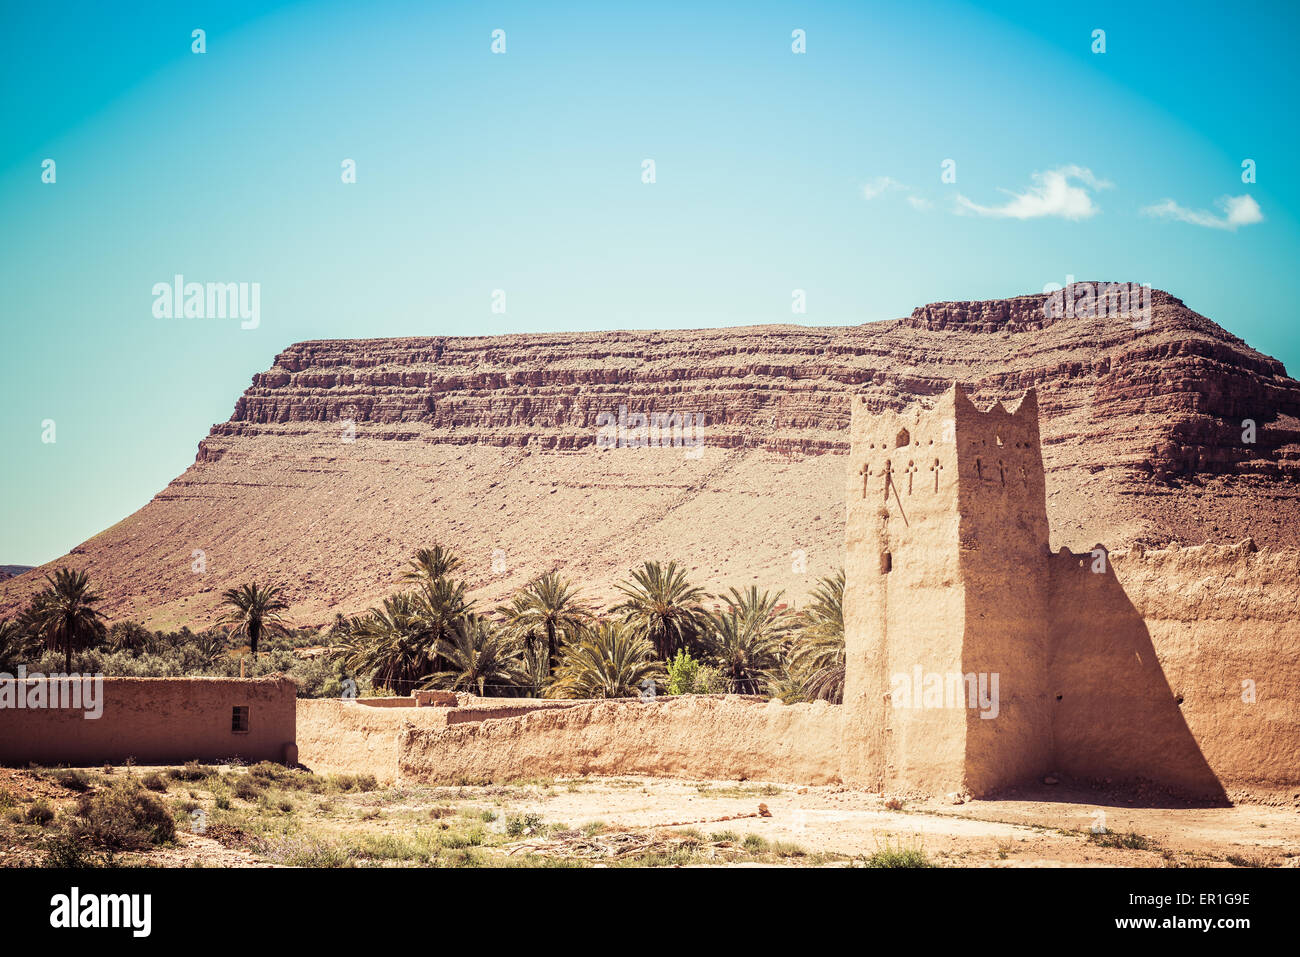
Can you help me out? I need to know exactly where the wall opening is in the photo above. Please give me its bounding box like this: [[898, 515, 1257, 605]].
[[880, 551, 892, 574], [895, 429, 910, 448], [232, 706, 250, 733]]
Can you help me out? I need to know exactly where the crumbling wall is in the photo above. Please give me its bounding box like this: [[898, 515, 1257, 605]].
[[297, 699, 445, 781], [296, 697, 579, 780], [399, 696, 843, 785], [0, 677, 295, 766]]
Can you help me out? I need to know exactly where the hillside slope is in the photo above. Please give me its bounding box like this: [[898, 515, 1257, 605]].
[[4, 286, 1299, 628]]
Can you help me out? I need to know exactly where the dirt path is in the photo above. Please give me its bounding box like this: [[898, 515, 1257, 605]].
[[4, 766, 1297, 867], [482, 777, 1300, 867]]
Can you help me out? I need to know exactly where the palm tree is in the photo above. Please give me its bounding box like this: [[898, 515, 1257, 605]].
[[790, 570, 846, 703], [518, 639, 551, 698], [612, 560, 708, 660], [547, 620, 664, 699], [0, 618, 36, 672], [25, 568, 107, 672], [218, 582, 290, 660], [700, 586, 790, 695], [106, 620, 156, 654], [402, 546, 464, 588], [496, 572, 590, 674], [420, 614, 524, 696], [193, 629, 230, 668], [337, 592, 430, 693], [414, 575, 473, 638]]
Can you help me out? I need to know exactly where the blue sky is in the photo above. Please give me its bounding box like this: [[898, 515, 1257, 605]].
[[2, 0, 1297, 565]]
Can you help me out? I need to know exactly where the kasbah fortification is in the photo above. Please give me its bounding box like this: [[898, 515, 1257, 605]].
[[841, 383, 1291, 802], [304, 382, 1300, 803], [5, 383, 1297, 808]]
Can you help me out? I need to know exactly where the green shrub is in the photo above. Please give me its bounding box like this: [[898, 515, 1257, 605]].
[[74, 779, 176, 849], [25, 798, 55, 826], [51, 769, 92, 792], [168, 761, 215, 782], [141, 772, 168, 792], [666, 650, 701, 695], [41, 831, 116, 868], [1089, 831, 1153, 851], [861, 837, 933, 868], [231, 776, 264, 801], [329, 773, 377, 793], [249, 761, 294, 783], [505, 813, 544, 837], [693, 664, 725, 694]]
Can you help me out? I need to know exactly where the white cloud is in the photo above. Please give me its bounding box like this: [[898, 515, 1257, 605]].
[[861, 176, 905, 200], [861, 176, 934, 211], [955, 165, 1112, 221], [1141, 194, 1264, 231]]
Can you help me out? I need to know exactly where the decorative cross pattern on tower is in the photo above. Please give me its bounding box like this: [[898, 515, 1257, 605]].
[[929, 457, 943, 492], [859, 462, 871, 498], [904, 460, 919, 494], [881, 460, 893, 501]]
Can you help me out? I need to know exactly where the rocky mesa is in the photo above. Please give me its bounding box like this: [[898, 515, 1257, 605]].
[[3, 285, 1299, 628]]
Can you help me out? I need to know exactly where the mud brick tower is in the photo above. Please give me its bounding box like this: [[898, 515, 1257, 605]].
[[841, 384, 1053, 797]]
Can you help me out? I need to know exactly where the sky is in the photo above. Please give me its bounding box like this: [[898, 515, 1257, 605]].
[[1, 0, 1297, 565]]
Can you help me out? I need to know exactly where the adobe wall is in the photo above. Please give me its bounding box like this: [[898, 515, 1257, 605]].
[[1049, 542, 1300, 800], [0, 677, 296, 766], [841, 390, 966, 793], [398, 696, 843, 786], [296, 697, 578, 780], [297, 698, 449, 781], [842, 386, 1056, 797], [953, 389, 1053, 796]]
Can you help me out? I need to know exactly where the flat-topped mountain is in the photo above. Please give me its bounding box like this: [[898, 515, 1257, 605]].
[[4, 286, 1299, 628]]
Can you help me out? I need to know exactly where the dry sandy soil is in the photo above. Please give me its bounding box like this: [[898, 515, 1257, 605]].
[[1, 766, 1296, 868]]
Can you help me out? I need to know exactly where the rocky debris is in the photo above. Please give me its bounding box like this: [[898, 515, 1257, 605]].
[[503, 831, 678, 860], [502, 828, 778, 862], [651, 807, 771, 828]]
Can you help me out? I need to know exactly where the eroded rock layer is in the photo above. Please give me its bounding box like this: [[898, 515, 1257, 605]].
[[3, 287, 1299, 627]]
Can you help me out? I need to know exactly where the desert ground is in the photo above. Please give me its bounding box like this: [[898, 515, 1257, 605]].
[[2, 764, 1295, 869]]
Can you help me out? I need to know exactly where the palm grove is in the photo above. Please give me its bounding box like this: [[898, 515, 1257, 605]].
[[1, 548, 846, 704]]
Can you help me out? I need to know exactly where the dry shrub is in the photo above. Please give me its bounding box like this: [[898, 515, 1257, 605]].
[[73, 779, 176, 849]]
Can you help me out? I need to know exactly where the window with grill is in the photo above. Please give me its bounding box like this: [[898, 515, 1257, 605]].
[[232, 706, 250, 733]]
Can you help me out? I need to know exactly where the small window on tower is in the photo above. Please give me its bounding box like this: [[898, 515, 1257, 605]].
[[232, 706, 250, 734], [880, 551, 892, 574], [895, 429, 910, 448]]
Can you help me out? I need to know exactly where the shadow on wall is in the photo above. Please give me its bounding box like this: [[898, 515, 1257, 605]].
[[1047, 547, 1228, 807]]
